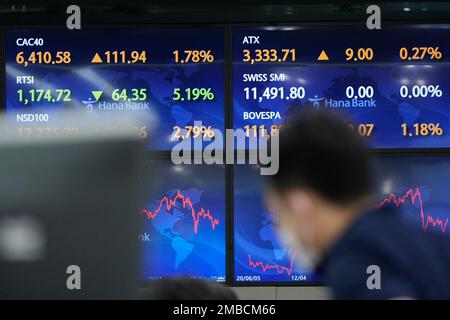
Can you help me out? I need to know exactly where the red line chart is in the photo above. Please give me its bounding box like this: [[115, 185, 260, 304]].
[[247, 253, 297, 276], [375, 187, 448, 233], [140, 190, 220, 234]]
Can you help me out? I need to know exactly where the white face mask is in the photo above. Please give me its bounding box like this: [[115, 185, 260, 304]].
[[279, 226, 322, 270]]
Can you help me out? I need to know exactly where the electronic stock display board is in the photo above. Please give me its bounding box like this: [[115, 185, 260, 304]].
[[5, 24, 450, 285], [5, 28, 225, 150], [233, 25, 450, 149]]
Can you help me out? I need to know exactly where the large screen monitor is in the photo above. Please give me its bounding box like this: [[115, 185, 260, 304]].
[[233, 156, 450, 285], [5, 27, 225, 150], [139, 160, 226, 282], [233, 25, 450, 149]]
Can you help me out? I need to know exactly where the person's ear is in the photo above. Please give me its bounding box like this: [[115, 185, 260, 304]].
[[285, 190, 313, 219]]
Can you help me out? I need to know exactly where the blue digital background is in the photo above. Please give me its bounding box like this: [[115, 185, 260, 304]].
[[7, 25, 450, 286], [5, 28, 225, 150], [140, 161, 226, 282], [233, 25, 450, 148], [234, 165, 320, 283], [374, 156, 450, 235], [233, 157, 450, 284]]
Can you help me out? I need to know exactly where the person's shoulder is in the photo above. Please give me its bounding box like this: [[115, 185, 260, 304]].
[[349, 205, 450, 249], [318, 207, 404, 289], [319, 209, 416, 299], [338, 205, 404, 247], [319, 205, 450, 299], [324, 207, 398, 265]]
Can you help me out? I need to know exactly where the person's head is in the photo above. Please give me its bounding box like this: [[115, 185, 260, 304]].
[[139, 278, 238, 300], [266, 109, 374, 268]]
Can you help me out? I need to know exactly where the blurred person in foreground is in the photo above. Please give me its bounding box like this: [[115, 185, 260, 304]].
[[266, 110, 450, 299], [139, 278, 237, 300]]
